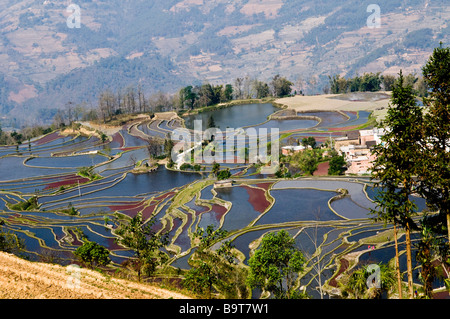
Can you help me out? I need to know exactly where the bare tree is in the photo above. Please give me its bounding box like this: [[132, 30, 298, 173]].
[[298, 209, 328, 299]]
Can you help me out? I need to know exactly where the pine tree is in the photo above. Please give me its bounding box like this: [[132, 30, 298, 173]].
[[418, 44, 450, 243], [370, 71, 424, 299]]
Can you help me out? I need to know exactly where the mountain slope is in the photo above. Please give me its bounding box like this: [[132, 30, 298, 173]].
[[0, 0, 448, 125], [0, 252, 190, 299]]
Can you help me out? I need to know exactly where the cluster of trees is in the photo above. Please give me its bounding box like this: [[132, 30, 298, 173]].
[[0, 123, 54, 146], [69, 207, 310, 299], [370, 44, 450, 299], [327, 72, 428, 96], [85, 74, 295, 124], [328, 72, 383, 93], [281, 136, 346, 177], [46, 73, 294, 127], [0, 220, 25, 256], [74, 212, 169, 281], [178, 74, 293, 110], [178, 83, 233, 110]]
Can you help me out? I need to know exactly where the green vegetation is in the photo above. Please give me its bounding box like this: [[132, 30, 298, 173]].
[[0, 220, 25, 256], [217, 169, 232, 181], [370, 71, 424, 298], [247, 230, 307, 299], [8, 196, 39, 211], [342, 263, 396, 299], [115, 213, 169, 282], [60, 203, 79, 216], [328, 72, 429, 97], [370, 44, 450, 299], [328, 152, 347, 176], [290, 150, 319, 176], [74, 241, 111, 269], [77, 166, 101, 181], [183, 225, 248, 299]]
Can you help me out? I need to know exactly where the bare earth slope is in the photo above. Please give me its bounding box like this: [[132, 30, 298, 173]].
[[0, 252, 190, 299]]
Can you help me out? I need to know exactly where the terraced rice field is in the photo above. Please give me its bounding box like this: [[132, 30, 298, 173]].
[[0, 103, 433, 298]]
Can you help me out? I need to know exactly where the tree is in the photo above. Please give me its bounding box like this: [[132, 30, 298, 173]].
[[212, 162, 220, 177], [301, 136, 316, 149], [0, 221, 25, 255], [247, 230, 306, 299], [344, 263, 396, 299], [329, 75, 349, 94], [149, 91, 171, 112], [370, 71, 424, 299], [328, 154, 346, 175], [415, 219, 446, 298], [115, 213, 168, 281], [381, 74, 397, 91], [359, 72, 382, 92], [222, 84, 233, 102], [217, 169, 231, 180], [299, 213, 327, 299], [179, 86, 196, 110], [270, 75, 293, 98], [292, 150, 318, 176], [418, 44, 450, 245], [164, 138, 174, 158], [233, 77, 244, 100], [183, 225, 246, 298], [252, 79, 270, 99], [74, 241, 111, 269], [146, 137, 161, 159], [207, 115, 216, 128]]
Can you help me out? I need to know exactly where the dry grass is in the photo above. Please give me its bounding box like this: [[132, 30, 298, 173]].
[[0, 252, 191, 299]]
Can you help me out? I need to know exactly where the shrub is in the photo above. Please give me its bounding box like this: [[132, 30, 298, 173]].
[[74, 241, 111, 269]]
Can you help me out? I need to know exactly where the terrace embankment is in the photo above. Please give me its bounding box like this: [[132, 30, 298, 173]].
[[0, 251, 190, 299]]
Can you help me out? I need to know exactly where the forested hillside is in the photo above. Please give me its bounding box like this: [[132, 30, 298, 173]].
[[0, 0, 448, 126]]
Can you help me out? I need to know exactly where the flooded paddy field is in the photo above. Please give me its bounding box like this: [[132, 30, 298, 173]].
[[0, 103, 433, 298]]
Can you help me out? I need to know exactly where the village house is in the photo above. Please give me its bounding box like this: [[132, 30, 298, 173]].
[[336, 128, 384, 175], [281, 144, 312, 156]]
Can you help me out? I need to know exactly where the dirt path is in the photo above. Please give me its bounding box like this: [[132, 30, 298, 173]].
[[0, 252, 190, 299]]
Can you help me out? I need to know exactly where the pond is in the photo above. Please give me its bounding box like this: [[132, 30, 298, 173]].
[[330, 111, 371, 128], [365, 186, 428, 213], [298, 111, 348, 128], [255, 189, 341, 225], [184, 103, 279, 131], [330, 196, 372, 219], [215, 186, 265, 231], [273, 179, 377, 212], [230, 227, 287, 263], [26, 154, 108, 168], [250, 118, 318, 132], [0, 156, 74, 181]]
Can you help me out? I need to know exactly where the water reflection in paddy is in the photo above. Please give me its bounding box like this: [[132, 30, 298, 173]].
[[184, 103, 279, 130], [255, 189, 340, 225], [215, 186, 263, 231], [298, 111, 348, 128], [26, 154, 108, 168]]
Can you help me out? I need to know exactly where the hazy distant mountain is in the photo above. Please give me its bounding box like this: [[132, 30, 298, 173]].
[[0, 0, 448, 125]]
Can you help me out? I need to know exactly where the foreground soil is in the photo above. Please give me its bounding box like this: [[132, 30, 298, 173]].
[[0, 252, 190, 299]]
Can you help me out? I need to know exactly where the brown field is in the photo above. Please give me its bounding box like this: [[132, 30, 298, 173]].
[[0, 251, 190, 299]]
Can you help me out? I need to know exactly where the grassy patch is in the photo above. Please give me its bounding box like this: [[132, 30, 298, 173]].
[[8, 196, 39, 211], [358, 228, 399, 245]]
